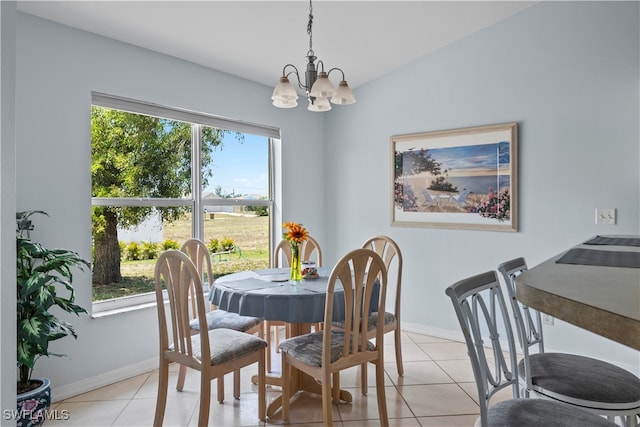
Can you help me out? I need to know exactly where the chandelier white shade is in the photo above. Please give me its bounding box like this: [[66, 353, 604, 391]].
[[331, 80, 357, 105], [271, 0, 355, 112], [307, 95, 331, 112], [271, 76, 299, 108]]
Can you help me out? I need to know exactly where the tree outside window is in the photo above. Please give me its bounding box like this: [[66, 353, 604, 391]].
[[91, 102, 272, 304]]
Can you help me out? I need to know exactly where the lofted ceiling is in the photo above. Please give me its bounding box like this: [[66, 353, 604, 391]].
[[17, 1, 536, 90]]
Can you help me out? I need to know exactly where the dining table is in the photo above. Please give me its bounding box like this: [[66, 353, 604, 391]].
[[515, 235, 640, 350], [210, 266, 379, 417]]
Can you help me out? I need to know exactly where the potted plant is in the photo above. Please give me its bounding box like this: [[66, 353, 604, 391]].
[[16, 211, 89, 426]]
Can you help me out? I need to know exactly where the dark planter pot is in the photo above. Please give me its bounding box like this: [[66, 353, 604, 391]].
[[16, 378, 51, 427]]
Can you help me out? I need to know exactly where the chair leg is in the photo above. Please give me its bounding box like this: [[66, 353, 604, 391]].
[[198, 372, 211, 427], [281, 353, 290, 422], [153, 359, 169, 427], [275, 323, 281, 351], [176, 364, 187, 391], [217, 375, 224, 403], [394, 327, 404, 376], [375, 360, 389, 427], [332, 372, 340, 403], [360, 362, 368, 395], [619, 414, 636, 427], [265, 322, 272, 373], [233, 369, 240, 399], [258, 349, 266, 421], [322, 369, 334, 427]]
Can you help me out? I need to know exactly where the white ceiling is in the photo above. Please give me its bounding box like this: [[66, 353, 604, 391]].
[[17, 1, 536, 89]]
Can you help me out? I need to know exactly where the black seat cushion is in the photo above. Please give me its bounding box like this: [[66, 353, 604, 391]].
[[488, 398, 617, 427], [521, 352, 640, 407]]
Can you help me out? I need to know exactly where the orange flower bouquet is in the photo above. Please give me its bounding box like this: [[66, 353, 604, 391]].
[[283, 222, 308, 283]]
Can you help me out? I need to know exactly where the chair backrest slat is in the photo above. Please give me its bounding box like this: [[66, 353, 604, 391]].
[[181, 238, 214, 288], [181, 238, 214, 318], [361, 235, 402, 318], [323, 249, 387, 366], [154, 250, 210, 366], [497, 257, 544, 353], [274, 236, 323, 268], [445, 270, 519, 427]]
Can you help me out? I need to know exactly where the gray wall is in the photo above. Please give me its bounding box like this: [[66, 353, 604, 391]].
[[14, 13, 327, 397], [1, 1, 17, 420], [326, 1, 639, 371], [9, 0, 639, 398]]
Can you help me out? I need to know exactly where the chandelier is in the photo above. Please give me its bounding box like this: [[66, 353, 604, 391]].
[[271, 0, 356, 112]]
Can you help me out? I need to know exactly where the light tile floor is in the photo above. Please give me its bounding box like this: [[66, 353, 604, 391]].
[[46, 332, 488, 426]]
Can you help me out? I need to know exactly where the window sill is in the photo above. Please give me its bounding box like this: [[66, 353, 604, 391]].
[[91, 291, 165, 318], [91, 301, 158, 318]]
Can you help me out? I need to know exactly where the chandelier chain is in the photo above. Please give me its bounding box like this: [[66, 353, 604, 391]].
[[307, 0, 314, 54]]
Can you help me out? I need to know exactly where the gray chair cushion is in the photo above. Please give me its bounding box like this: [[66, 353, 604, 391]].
[[189, 310, 262, 332], [367, 311, 396, 329], [191, 328, 266, 366], [488, 398, 617, 427], [333, 311, 395, 331], [279, 330, 376, 367], [521, 353, 640, 405]]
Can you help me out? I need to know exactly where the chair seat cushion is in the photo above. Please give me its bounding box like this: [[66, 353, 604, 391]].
[[367, 311, 396, 330], [189, 310, 262, 332], [486, 398, 617, 427], [332, 311, 396, 331], [521, 353, 640, 406], [279, 330, 376, 367], [190, 328, 266, 366]]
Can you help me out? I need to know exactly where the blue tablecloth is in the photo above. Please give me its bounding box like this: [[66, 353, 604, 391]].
[[209, 267, 378, 323]]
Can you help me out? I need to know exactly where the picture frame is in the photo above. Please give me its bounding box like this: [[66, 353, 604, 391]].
[[391, 122, 518, 231]]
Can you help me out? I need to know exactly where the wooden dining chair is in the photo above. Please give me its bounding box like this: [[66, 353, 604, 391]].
[[279, 248, 389, 427], [266, 236, 323, 372], [359, 235, 403, 393], [177, 238, 263, 402], [153, 250, 267, 427], [445, 270, 617, 427], [497, 258, 640, 426]]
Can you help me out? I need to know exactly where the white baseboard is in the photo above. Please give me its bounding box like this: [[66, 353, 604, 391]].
[[401, 320, 466, 343], [52, 357, 158, 403]]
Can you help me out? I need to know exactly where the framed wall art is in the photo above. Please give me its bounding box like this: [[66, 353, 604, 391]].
[[391, 122, 518, 231]]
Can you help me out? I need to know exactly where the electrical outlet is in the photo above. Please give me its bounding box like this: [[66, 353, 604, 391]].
[[542, 314, 554, 326], [595, 208, 616, 225]]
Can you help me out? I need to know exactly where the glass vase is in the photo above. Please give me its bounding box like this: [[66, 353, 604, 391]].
[[290, 243, 302, 284]]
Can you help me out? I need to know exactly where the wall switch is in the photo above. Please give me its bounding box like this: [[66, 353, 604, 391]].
[[595, 208, 616, 225], [542, 314, 554, 326]]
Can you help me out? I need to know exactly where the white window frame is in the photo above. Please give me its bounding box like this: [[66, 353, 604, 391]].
[[90, 92, 279, 315]]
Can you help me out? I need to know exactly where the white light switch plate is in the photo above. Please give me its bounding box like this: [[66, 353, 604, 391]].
[[595, 208, 616, 225]]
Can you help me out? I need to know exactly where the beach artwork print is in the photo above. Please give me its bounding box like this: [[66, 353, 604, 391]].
[[391, 123, 518, 231]]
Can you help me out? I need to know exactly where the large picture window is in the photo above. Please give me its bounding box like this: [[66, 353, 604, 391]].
[[90, 93, 278, 314]]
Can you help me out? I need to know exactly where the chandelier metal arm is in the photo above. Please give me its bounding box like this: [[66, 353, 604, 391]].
[[326, 67, 346, 81], [281, 64, 307, 91]]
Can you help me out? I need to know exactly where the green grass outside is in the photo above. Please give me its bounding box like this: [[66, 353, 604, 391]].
[[92, 213, 270, 301]]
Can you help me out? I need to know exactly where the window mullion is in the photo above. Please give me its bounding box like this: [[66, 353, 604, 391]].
[[192, 124, 203, 240]]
